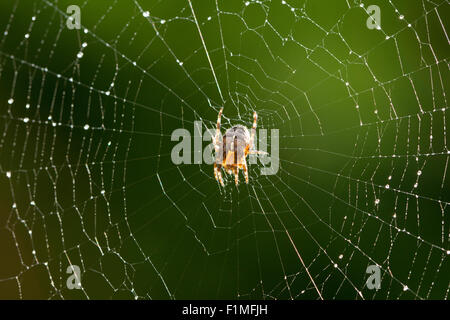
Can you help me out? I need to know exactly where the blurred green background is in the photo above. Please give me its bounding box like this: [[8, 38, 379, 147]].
[[0, 0, 448, 299]]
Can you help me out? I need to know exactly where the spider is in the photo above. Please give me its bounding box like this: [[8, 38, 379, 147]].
[[213, 108, 266, 186]]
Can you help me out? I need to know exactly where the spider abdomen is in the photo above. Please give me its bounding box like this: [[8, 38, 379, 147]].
[[222, 125, 250, 166]]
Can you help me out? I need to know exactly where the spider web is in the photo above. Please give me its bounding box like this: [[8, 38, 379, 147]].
[[0, 0, 448, 300]]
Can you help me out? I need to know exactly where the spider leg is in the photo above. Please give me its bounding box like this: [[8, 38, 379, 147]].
[[214, 141, 220, 156], [214, 163, 225, 186], [218, 170, 224, 186], [215, 108, 223, 144], [248, 113, 268, 156], [243, 160, 249, 184], [214, 162, 219, 180], [213, 108, 224, 162], [250, 111, 258, 150], [233, 167, 239, 186]]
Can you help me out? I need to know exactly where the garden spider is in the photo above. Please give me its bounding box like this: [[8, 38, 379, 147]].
[[213, 108, 266, 186]]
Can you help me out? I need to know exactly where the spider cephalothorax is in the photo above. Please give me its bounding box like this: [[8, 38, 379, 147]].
[[213, 108, 265, 186]]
